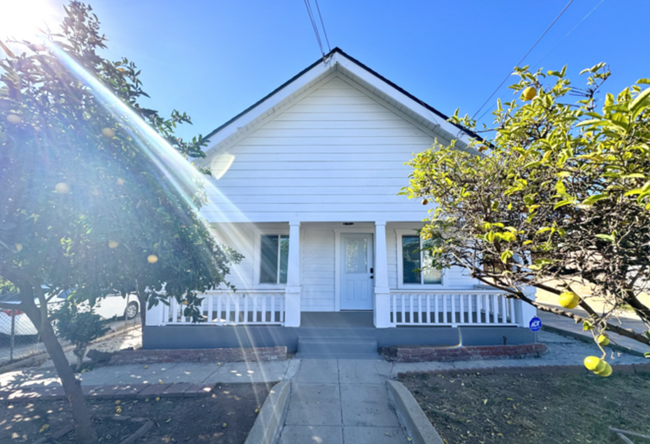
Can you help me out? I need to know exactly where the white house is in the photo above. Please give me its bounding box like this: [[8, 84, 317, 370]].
[[144, 48, 537, 354]]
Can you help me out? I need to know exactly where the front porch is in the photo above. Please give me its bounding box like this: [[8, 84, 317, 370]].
[[143, 311, 535, 352], [143, 221, 537, 351]]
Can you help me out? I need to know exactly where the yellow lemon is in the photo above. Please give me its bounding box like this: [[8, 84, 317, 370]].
[[108, 240, 119, 249], [254, 408, 259, 414], [597, 334, 610, 346], [558, 291, 580, 309], [55, 182, 70, 194], [115, 400, 120, 405], [144, 365, 148, 369], [15, 243, 22, 252], [523, 86, 537, 101], [155, 397, 160, 402], [116, 178, 125, 186], [182, 300, 188, 306], [584, 356, 605, 372], [7, 114, 22, 125], [222, 423, 227, 428], [102, 128, 115, 138], [595, 361, 612, 377], [148, 254, 158, 264]]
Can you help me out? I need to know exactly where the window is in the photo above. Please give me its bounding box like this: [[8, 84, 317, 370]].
[[401, 235, 442, 285], [260, 235, 289, 284]]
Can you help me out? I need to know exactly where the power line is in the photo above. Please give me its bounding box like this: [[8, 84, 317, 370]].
[[531, 0, 605, 69], [475, 0, 603, 124], [303, 0, 325, 57], [314, 0, 331, 53], [471, 0, 575, 120]]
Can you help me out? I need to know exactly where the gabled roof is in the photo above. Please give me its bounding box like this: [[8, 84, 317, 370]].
[[202, 47, 482, 157]]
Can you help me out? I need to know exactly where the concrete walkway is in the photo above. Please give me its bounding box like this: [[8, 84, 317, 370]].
[[280, 357, 408, 444]]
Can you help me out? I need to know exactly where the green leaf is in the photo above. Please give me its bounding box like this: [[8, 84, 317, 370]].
[[553, 200, 573, 210], [596, 234, 615, 242], [637, 79, 650, 85], [500, 250, 513, 264], [582, 194, 609, 205], [644, 352, 650, 358], [629, 86, 650, 113], [622, 174, 646, 179]]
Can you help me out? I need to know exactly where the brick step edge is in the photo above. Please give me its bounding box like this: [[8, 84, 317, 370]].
[[108, 346, 287, 365], [390, 343, 548, 363], [0, 382, 217, 404], [397, 362, 650, 379]]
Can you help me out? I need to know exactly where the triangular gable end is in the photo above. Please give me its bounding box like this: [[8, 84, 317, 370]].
[[201, 48, 480, 162]]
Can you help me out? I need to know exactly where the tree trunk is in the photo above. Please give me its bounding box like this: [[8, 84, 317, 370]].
[[137, 291, 147, 328], [21, 286, 97, 443]]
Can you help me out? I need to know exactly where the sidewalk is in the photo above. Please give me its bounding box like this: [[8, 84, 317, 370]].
[[535, 287, 650, 356], [1, 330, 647, 392], [537, 308, 649, 356]]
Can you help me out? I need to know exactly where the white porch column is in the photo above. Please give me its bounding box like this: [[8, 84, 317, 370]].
[[145, 301, 164, 326], [374, 221, 392, 328], [285, 221, 301, 327]]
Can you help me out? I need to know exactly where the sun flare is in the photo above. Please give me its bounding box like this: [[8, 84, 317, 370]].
[[0, 0, 61, 41]]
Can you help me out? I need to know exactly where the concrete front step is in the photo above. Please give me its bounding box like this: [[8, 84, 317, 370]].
[[297, 336, 378, 358], [295, 352, 380, 360]]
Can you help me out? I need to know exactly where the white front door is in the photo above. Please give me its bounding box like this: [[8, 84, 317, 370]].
[[340, 233, 374, 310]]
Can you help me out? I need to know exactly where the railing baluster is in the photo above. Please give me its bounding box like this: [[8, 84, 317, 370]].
[[509, 299, 515, 324], [459, 294, 464, 324], [400, 294, 405, 325], [170, 298, 177, 324], [207, 293, 214, 323], [500, 294, 507, 324], [392, 294, 397, 325], [442, 293, 447, 324], [426, 294, 431, 325], [262, 294, 267, 323], [434, 294, 438, 324], [271, 294, 276, 323]]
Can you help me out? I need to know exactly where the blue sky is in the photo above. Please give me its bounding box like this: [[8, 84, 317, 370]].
[[18, 0, 650, 140]]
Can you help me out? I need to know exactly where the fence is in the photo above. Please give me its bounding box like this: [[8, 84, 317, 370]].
[[0, 294, 139, 367], [0, 308, 44, 366]]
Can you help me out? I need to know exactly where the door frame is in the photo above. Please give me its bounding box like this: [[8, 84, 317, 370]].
[[334, 227, 375, 311]]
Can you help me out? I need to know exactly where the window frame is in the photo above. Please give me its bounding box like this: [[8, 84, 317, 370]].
[[395, 229, 445, 289], [253, 229, 290, 289]]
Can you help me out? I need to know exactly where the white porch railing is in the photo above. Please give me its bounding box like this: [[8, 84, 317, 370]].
[[162, 290, 285, 326], [389, 290, 518, 327]]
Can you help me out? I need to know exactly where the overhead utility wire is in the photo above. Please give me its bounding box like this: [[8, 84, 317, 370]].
[[531, 0, 605, 69], [304, 0, 325, 58], [314, 0, 331, 53], [475, 0, 603, 124], [471, 0, 575, 120]]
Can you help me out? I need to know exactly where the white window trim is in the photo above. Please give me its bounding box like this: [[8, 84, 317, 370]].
[[395, 229, 445, 289], [253, 227, 290, 290]]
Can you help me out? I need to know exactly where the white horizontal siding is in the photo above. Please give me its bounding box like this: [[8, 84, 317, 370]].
[[301, 225, 335, 311], [203, 76, 437, 223]]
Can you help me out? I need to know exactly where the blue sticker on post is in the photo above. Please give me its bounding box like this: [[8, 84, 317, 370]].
[[529, 317, 542, 332]]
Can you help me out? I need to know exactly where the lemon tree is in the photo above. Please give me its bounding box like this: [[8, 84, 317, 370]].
[[405, 64, 650, 360], [0, 3, 240, 442]]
